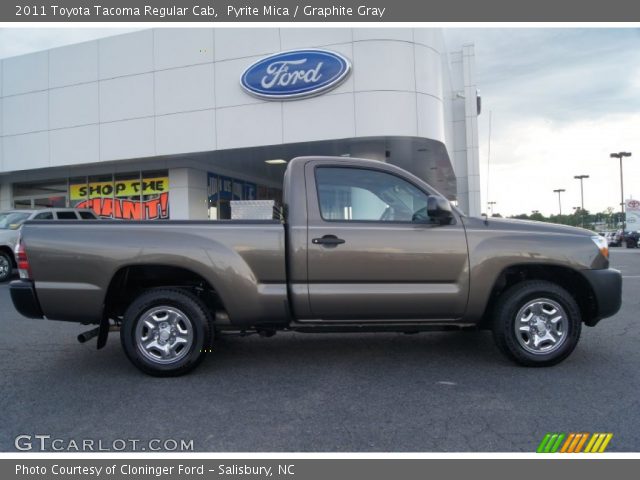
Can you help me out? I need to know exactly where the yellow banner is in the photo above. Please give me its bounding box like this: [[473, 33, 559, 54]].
[[70, 177, 169, 200]]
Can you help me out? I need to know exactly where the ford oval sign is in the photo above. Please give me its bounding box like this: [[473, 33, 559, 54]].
[[240, 49, 351, 100]]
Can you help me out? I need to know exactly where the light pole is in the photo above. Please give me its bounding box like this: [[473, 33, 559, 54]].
[[610, 152, 632, 231], [553, 189, 566, 216], [574, 175, 589, 227], [487, 201, 496, 216]]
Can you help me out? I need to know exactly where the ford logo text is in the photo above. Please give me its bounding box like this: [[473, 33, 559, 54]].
[[240, 49, 351, 100]]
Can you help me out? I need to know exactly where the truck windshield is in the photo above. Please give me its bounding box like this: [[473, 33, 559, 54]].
[[0, 212, 31, 229]]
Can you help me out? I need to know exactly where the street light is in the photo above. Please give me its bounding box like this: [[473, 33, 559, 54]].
[[610, 152, 632, 231], [574, 175, 589, 227], [553, 189, 566, 216]]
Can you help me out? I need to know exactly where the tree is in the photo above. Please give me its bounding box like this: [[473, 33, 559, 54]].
[[509, 208, 622, 231]]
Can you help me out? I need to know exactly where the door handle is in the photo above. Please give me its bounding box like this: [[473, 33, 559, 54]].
[[312, 235, 346, 246]]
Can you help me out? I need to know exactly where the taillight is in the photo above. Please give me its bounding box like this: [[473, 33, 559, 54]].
[[15, 238, 31, 280]]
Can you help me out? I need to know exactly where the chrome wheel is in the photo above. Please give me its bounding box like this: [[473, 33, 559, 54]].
[[135, 306, 194, 364], [515, 298, 569, 355]]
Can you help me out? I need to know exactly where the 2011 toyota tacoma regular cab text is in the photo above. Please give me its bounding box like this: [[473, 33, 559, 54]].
[[9, 157, 622, 376]]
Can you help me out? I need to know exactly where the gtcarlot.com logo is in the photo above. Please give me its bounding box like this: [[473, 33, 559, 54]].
[[536, 432, 613, 453], [14, 435, 194, 452]]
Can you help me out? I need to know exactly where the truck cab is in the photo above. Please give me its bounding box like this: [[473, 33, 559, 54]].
[[284, 157, 469, 322]]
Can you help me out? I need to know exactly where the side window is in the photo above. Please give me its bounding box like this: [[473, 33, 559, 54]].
[[55, 211, 78, 220], [33, 212, 54, 220], [79, 211, 97, 219], [315, 167, 430, 222]]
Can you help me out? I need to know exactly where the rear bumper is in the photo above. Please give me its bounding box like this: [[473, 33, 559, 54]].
[[9, 280, 44, 319], [581, 268, 622, 326]]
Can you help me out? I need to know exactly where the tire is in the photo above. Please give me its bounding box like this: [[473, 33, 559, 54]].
[[492, 280, 581, 367], [120, 288, 213, 376], [0, 251, 13, 283]]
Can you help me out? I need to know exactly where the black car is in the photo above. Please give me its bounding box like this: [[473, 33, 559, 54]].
[[624, 231, 639, 248]]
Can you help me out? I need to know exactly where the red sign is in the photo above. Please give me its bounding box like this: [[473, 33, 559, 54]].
[[76, 192, 169, 220]]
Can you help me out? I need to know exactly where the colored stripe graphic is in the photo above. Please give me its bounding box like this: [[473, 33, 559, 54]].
[[537, 433, 552, 453], [584, 433, 614, 453], [584, 433, 598, 453], [560, 433, 574, 453], [539, 433, 613, 453], [537, 433, 565, 453], [544, 434, 558, 453], [597, 433, 613, 453], [550, 433, 565, 453], [574, 433, 589, 453]]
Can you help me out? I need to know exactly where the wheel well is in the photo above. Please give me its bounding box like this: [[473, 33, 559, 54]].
[[103, 265, 222, 320], [0, 246, 16, 267], [481, 264, 598, 327]]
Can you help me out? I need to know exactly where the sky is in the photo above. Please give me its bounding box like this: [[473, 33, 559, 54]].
[[443, 28, 640, 216], [0, 27, 638, 217]]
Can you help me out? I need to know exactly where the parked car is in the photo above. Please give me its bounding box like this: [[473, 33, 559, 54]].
[[603, 232, 615, 246], [0, 208, 98, 282], [624, 231, 639, 248], [9, 157, 621, 376], [608, 230, 623, 247]]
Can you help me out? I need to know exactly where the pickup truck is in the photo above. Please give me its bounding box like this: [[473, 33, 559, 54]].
[[10, 156, 622, 376]]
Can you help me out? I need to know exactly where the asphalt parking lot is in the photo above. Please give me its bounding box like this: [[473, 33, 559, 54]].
[[1, 250, 638, 452]]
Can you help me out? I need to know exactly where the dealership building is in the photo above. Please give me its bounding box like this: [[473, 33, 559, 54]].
[[0, 28, 481, 220]]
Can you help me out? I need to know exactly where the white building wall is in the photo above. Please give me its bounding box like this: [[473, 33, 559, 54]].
[[462, 45, 482, 217], [168, 168, 208, 220], [449, 45, 481, 217], [0, 28, 447, 171]]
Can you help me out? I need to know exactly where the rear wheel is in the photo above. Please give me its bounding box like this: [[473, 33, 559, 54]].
[[0, 251, 13, 282], [120, 289, 213, 376], [492, 280, 581, 367]]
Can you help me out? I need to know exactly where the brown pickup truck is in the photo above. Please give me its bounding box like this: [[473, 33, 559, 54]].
[[10, 157, 622, 376]]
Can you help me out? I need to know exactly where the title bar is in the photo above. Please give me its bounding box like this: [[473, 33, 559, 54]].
[[2, 0, 640, 22]]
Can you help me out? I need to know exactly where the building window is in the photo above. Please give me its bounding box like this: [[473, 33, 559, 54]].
[[139, 170, 169, 220], [13, 170, 170, 220], [207, 172, 281, 220], [13, 179, 68, 209]]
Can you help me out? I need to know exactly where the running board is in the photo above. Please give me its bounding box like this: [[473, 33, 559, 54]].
[[288, 322, 476, 334]]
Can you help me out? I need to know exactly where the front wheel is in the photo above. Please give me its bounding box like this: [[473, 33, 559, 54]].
[[492, 280, 582, 367], [120, 289, 213, 376]]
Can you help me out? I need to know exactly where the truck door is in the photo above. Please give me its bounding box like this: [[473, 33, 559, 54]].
[[303, 162, 469, 321]]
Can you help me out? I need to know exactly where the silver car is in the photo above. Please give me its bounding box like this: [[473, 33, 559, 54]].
[[0, 208, 98, 282]]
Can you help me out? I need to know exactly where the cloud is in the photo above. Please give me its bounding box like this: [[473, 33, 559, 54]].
[[447, 28, 640, 122], [486, 113, 640, 216]]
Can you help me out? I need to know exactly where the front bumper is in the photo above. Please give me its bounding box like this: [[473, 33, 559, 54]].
[[580, 268, 622, 326], [9, 280, 44, 319]]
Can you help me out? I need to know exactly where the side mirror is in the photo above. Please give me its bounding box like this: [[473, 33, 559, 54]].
[[8, 223, 21, 230], [427, 196, 453, 223], [412, 207, 430, 223]]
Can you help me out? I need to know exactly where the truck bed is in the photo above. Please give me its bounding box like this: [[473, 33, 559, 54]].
[[19, 220, 288, 325]]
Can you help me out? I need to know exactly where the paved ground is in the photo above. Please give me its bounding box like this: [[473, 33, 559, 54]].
[[0, 250, 638, 452]]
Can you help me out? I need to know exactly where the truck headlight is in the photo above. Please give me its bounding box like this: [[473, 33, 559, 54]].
[[591, 235, 609, 259]]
